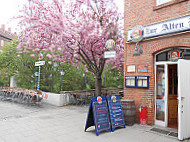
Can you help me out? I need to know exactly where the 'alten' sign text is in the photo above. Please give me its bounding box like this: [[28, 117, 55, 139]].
[[127, 15, 190, 41]]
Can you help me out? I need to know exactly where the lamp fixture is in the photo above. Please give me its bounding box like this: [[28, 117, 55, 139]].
[[133, 42, 143, 56]]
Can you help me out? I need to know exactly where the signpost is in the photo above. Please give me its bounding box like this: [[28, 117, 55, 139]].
[[104, 39, 116, 59], [104, 51, 116, 58], [35, 53, 45, 90], [107, 96, 125, 132], [35, 61, 45, 66], [85, 96, 111, 136], [34, 72, 39, 90]]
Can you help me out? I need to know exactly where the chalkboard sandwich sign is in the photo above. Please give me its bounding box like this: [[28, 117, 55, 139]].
[[107, 96, 126, 132], [85, 96, 111, 136]]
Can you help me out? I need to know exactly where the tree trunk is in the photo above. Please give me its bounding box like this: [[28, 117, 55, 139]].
[[95, 75, 102, 97]]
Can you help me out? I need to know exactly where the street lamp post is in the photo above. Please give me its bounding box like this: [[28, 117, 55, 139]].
[[117, 76, 119, 88], [35, 72, 39, 90], [94, 76, 96, 95], [83, 72, 86, 90], [60, 70, 65, 92], [103, 74, 105, 88]]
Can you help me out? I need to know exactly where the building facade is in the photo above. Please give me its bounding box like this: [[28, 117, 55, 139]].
[[0, 25, 16, 49], [0, 25, 17, 87], [124, 0, 190, 140]]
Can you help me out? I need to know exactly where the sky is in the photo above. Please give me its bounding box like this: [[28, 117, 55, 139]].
[[0, 0, 124, 34], [0, 0, 27, 33]]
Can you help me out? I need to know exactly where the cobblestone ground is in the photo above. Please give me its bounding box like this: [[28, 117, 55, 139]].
[[0, 100, 189, 142]]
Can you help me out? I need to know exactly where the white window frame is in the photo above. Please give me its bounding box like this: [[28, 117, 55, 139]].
[[1, 40, 4, 46], [154, 48, 177, 127], [156, 0, 172, 5]]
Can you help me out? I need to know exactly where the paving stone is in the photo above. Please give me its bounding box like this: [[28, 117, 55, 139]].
[[0, 101, 188, 142]]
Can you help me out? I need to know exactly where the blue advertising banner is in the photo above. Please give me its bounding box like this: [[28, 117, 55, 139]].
[[85, 96, 111, 136], [107, 96, 125, 131]]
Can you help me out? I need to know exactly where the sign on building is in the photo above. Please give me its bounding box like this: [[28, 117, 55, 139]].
[[104, 51, 116, 58], [127, 15, 190, 42]]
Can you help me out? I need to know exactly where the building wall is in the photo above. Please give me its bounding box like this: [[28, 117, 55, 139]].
[[125, 0, 190, 31], [0, 25, 15, 49], [124, 0, 190, 125], [0, 37, 10, 49]]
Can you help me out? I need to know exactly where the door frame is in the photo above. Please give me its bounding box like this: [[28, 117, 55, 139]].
[[154, 58, 178, 127]]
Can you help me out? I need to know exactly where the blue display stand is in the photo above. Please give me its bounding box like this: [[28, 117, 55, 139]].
[[85, 96, 111, 136], [107, 96, 126, 132]]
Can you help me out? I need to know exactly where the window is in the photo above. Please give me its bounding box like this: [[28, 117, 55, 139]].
[[156, 65, 165, 121], [1, 40, 4, 46], [154, 0, 189, 10], [156, 51, 168, 61], [156, 0, 172, 5], [156, 49, 190, 62]]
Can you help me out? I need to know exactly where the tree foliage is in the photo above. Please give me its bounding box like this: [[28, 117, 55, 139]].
[[0, 40, 92, 92], [0, 41, 124, 93], [18, 0, 124, 96]]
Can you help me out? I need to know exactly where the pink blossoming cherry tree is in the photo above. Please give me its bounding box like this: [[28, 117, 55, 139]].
[[18, 0, 124, 96]]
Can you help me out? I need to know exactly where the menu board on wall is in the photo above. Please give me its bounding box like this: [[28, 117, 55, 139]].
[[125, 76, 149, 88], [136, 76, 149, 88], [107, 96, 125, 132], [85, 97, 111, 136], [125, 76, 136, 87]]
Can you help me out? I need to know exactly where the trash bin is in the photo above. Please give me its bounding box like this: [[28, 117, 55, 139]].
[[139, 105, 147, 125]]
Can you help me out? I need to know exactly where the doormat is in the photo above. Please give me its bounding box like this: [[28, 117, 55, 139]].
[[150, 128, 178, 138], [168, 132, 178, 137], [150, 128, 170, 135]]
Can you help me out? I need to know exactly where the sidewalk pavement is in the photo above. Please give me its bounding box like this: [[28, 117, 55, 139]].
[[0, 101, 189, 142]]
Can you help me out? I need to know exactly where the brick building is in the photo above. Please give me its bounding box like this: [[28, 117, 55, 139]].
[[124, 0, 190, 140], [0, 24, 16, 49]]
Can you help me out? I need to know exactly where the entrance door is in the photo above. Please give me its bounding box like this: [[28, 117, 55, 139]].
[[178, 59, 190, 140], [155, 65, 166, 125], [168, 65, 178, 129]]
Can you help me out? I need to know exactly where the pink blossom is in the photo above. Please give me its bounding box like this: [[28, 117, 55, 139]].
[[48, 61, 52, 65], [30, 54, 35, 57], [18, 0, 124, 94], [46, 54, 52, 59]]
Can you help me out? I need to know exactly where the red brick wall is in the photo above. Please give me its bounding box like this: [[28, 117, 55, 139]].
[[124, 0, 190, 125], [125, 0, 190, 31]]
